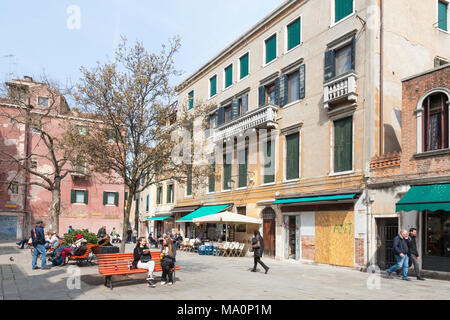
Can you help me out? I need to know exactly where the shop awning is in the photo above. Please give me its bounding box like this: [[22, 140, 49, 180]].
[[396, 184, 450, 212], [147, 216, 171, 221], [171, 205, 200, 214], [176, 204, 231, 223], [273, 193, 358, 205]]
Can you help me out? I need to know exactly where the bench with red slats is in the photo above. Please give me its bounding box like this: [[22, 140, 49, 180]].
[[96, 251, 180, 289], [69, 243, 99, 265]]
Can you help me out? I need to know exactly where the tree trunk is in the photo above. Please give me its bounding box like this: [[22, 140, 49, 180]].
[[48, 185, 61, 234], [120, 196, 133, 253]]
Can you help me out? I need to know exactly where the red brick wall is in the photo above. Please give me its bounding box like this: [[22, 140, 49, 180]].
[[301, 236, 315, 260], [355, 238, 365, 265], [400, 66, 450, 178]]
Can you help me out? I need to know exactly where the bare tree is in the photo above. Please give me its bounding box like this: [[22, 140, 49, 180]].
[[0, 76, 89, 233], [75, 37, 213, 252]]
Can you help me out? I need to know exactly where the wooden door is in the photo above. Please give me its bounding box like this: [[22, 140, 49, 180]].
[[263, 219, 275, 257]]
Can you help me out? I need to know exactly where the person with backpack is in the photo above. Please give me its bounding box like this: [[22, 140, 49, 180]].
[[160, 236, 176, 285], [251, 230, 269, 274], [31, 220, 50, 270]]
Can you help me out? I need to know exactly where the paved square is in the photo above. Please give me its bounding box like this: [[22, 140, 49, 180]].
[[1, 241, 449, 300]]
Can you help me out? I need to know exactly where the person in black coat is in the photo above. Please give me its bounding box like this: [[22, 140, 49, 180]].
[[97, 226, 106, 239], [251, 230, 269, 274], [408, 228, 425, 280]]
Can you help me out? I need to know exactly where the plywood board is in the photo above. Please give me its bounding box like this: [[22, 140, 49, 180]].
[[315, 210, 354, 267]]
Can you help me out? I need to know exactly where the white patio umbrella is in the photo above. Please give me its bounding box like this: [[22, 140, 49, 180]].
[[192, 211, 262, 241]]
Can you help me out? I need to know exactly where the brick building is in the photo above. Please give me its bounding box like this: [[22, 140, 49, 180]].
[[0, 77, 125, 240], [369, 64, 450, 273]]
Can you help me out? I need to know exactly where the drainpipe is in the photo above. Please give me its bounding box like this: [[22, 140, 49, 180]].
[[379, 0, 384, 156], [23, 101, 31, 237], [364, 175, 371, 268]]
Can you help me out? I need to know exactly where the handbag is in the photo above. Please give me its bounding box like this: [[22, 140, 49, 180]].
[[140, 254, 151, 263]]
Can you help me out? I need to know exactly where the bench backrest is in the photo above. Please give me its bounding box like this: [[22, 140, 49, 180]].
[[97, 251, 162, 273]]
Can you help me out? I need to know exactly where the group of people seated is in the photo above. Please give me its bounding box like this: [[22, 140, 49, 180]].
[[147, 232, 183, 249], [134, 234, 177, 287]]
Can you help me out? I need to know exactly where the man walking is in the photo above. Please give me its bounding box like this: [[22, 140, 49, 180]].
[[127, 227, 132, 243], [408, 228, 425, 280], [31, 220, 50, 270], [386, 230, 411, 281], [251, 230, 269, 274]]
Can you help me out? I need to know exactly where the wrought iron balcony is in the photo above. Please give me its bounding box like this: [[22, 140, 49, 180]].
[[213, 104, 278, 142], [323, 72, 357, 109]]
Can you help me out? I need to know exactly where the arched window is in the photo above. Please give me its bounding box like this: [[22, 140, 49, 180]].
[[422, 92, 449, 152]]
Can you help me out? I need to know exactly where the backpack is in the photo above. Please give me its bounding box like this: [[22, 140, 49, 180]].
[[73, 244, 87, 256]]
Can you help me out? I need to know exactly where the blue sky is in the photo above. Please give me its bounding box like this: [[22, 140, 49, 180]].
[[0, 0, 282, 87]]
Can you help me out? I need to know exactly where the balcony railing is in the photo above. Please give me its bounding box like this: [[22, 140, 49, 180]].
[[213, 104, 278, 142], [323, 72, 357, 109]]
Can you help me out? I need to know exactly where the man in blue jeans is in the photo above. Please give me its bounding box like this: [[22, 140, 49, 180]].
[[31, 220, 50, 270], [386, 230, 411, 281]]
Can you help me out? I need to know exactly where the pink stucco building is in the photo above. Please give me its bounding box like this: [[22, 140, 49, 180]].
[[0, 76, 125, 239]]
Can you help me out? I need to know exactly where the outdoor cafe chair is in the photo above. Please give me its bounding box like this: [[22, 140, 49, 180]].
[[235, 243, 245, 257], [220, 242, 229, 256], [224, 242, 234, 257]]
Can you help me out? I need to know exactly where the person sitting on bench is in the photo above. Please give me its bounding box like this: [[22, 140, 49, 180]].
[[133, 237, 156, 287], [160, 236, 176, 286]]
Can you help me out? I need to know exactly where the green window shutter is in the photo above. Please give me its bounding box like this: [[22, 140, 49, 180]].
[[334, 117, 353, 172], [264, 140, 275, 184], [439, 1, 448, 31], [223, 153, 232, 190], [238, 148, 248, 188], [208, 163, 216, 193], [280, 74, 289, 107], [225, 65, 233, 88], [274, 77, 280, 106], [186, 169, 192, 196], [70, 190, 76, 204], [103, 191, 107, 205], [146, 195, 149, 211], [125, 192, 128, 201], [265, 34, 277, 64], [287, 18, 301, 51], [258, 85, 266, 107], [114, 192, 119, 206], [286, 133, 300, 180], [324, 50, 335, 81], [299, 64, 306, 100], [84, 190, 89, 204], [210, 76, 217, 97], [240, 53, 249, 79], [188, 91, 194, 109], [335, 0, 353, 23], [231, 98, 240, 119]]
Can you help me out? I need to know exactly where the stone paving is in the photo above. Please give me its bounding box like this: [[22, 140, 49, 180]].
[[1, 241, 450, 300]]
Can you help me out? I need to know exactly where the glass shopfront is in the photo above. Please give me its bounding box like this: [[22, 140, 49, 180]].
[[423, 210, 450, 272]]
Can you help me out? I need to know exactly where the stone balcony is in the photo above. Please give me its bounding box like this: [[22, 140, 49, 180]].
[[323, 72, 357, 109], [213, 104, 278, 143]]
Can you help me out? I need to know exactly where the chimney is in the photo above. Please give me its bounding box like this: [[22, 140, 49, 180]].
[[23, 76, 33, 82]]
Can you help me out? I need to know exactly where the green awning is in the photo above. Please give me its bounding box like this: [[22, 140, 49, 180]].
[[273, 193, 357, 205], [396, 184, 450, 212], [176, 204, 230, 223], [147, 216, 171, 221]]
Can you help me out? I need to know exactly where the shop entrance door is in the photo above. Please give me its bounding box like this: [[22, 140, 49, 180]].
[[262, 207, 276, 257], [423, 210, 450, 272], [375, 218, 398, 270]]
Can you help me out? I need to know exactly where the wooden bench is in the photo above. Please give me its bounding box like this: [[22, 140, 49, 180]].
[[97, 251, 180, 290], [69, 243, 99, 266]]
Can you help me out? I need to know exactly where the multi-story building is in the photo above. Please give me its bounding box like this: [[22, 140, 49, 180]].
[[0, 76, 125, 239], [369, 64, 450, 274], [172, 0, 450, 267]]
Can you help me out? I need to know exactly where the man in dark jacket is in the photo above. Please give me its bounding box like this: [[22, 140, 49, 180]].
[[251, 230, 269, 274], [31, 220, 50, 270], [97, 226, 106, 239], [386, 230, 410, 280], [408, 228, 425, 280]]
